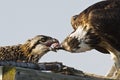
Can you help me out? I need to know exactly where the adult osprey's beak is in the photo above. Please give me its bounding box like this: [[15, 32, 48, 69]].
[[60, 38, 74, 52]]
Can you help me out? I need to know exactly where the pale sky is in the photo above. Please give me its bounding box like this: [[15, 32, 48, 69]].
[[0, 0, 113, 75]]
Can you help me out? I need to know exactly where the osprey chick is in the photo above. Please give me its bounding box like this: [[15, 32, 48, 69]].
[[0, 35, 60, 63]]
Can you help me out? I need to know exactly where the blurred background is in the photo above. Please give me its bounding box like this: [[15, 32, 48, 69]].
[[0, 0, 113, 75]]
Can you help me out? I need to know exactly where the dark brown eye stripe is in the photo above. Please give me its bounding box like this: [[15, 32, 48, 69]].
[[28, 40, 41, 54]]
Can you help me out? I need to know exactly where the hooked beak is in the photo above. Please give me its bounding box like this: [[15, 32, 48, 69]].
[[49, 38, 61, 52]]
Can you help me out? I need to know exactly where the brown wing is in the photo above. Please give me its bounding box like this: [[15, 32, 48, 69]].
[[88, 1, 120, 51], [71, 0, 113, 30]]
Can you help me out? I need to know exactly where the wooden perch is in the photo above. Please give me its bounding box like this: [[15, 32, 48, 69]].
[[0, 61, 116, 80]]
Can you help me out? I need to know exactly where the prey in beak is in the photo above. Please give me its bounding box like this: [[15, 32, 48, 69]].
[[48, 38, 61, 52]]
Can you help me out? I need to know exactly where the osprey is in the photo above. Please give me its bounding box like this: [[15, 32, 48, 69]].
[[0, 35, 60, 63], [61, 0, 120, 77]]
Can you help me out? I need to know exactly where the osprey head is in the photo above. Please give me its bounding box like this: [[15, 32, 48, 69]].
[[21, 35, 60, 56], [61, 15, 101, 53]]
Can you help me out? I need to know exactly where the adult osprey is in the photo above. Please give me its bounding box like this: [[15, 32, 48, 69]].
[[0, 35, 60, 63], [61, 0, 120, 77]]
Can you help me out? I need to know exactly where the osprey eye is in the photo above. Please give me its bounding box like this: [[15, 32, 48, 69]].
[[41, 38, 47, 42]]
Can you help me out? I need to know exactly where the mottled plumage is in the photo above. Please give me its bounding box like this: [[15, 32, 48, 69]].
[[0, 35, 60, 63]]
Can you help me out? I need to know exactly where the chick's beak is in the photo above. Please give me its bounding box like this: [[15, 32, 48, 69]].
[[49, 38, 61, 52]]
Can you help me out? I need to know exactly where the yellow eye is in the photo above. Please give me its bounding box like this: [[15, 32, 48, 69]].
[[41, 38, 47, 42]]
